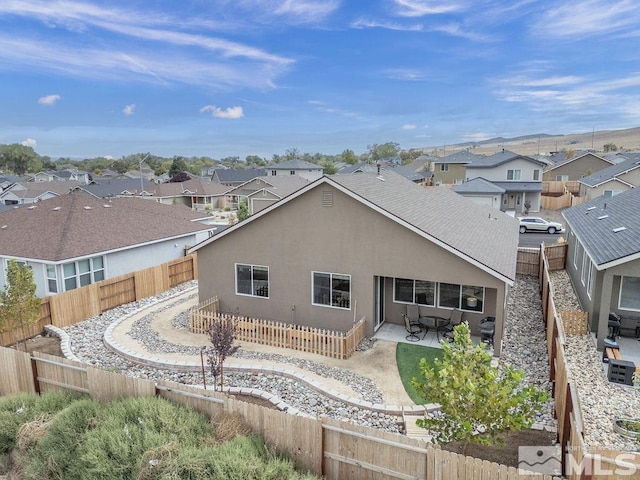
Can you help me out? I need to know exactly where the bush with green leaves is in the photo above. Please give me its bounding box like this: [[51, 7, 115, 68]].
[[412, 322, 549, 453]]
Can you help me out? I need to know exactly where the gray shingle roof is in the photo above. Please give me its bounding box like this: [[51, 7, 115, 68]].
[[563, 187, 640, 267], [433, 151, 481, 164], [269, 159, 322, 170], [452, 177, 506, 194], [337, 162, 378, 174], [212, 168, 266, 183], [389, 165, 429, 182], [330, 171, 519, 281], [0, 194, 212, 262], [77, 178, 155, 198], [466, 150, 546, 168], [492, 181, 542, 193], [579, 156, 640, 187]]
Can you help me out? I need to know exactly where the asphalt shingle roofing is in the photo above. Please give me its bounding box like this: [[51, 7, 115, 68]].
[[269, 159, 322, 170], [563, 187, 640, 267], [466, 150, 546, 168], [452, 177, 506, 194], [0, 194, 212, 262], [579, 156, 640, 187], [330, 171, 519, 281]]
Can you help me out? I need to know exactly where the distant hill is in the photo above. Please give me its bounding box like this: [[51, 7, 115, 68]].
[[425, 127, 640, 157]]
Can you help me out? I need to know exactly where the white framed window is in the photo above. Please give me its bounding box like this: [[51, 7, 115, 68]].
[[453, 179, 463, 185], [619, 276, 640, 312], [507, 169, 522, 180], [581, 251, 588, 285], [62, 256, 105, 292], [603, 190, 621, 197], [438, 283, 484, 313], [573, 242, 581, 269], [586, 261, 594, 299], [440, 164, 449, 172], [46, 264, 58, 294], [393, 278, 436, 306], [271, 170, 277, 176], [235, 264, 269, 298], [289, 170, 295, 175], [533, 169, 540, 181], [312, 271, 350, 309], [555, 175, 568, 181]]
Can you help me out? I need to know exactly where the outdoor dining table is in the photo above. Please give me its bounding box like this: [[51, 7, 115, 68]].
[[419, 315, 450, 339]]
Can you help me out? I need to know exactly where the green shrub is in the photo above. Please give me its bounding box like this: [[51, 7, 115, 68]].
[[0, 391, 84, 454]]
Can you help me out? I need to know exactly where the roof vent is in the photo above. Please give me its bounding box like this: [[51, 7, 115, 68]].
[[598, 215, 608, 220], [587, 206, 596, 211], [377, 176, 385, 181], [27, 205, 36, 210], [321, 190, 333, 207], [103, 204, 112, 208], [52, 207, 61, 211], [83, 206, 93, 210], [1, 225, 6, 229], [613, 227, 626, 233]]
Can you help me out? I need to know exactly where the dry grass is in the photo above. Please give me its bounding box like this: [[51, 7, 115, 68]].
[[211, 412, 252, 443], [16, 414, 55, 451]]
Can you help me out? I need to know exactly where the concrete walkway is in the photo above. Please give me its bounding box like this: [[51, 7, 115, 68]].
[[85, 288, 432, 416]]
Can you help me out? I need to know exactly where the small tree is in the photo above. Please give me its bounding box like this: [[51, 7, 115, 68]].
[[0, 260, 41, 351], [236, 198, 249, 222], [412, 323, 548, 453], [206, 316, 240, 390]]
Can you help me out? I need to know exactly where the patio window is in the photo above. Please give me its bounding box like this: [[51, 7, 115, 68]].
[[62, 256, 106, 292], [586, 261, 594, 299], [312, 272, 350, 309], [438, 283, 484, 312], [619, 276, 640, 312], [507, 169, 521, 180], [393, 278, 435, 306], [46, 264, 58, 294], [236, 264, 269, 298]]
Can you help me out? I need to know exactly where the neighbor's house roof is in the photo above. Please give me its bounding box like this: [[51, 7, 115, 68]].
[[146, 178, 231, 198], [452, 177, 506, 194], [337, 161, 378, 174], [563, 188, 640, 270], [579, 156, 640, 187], [228, 175, 310, 198], [545, 151, 613, 172], [0, 180, 82, 202], [433, 151, 481, 164], [0, 194, 213, 263], [74, 178, 155, 198], [268, 159, 322, 170], [211, 168, 267, 184], [388, 165, 430, 182], [492, 181, 542, 193], [466, 150, 546, 169], [190, 171, 519, 284]]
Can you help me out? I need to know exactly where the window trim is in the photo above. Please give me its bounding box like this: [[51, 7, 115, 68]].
[[312, 271, 351, 310], [586, 261, 594, 299], [46, 264, 58, 294], [507, 169, 522, 181], [235, 263, 270, 298], [437, 283, 485, 313], [62, 256, 106, 292], [393, 278, 436, 307], [619, 276, 640, 312], [440, 163, 449, 172], [533, 169, 540, 181], [581, 250, 588, 286]]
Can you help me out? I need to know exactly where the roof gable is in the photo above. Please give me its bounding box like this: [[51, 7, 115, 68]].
[[580, 157, 640, 187], [269, 159, 322, 170], [190, 172, 519, 283], [545, 152, 613, 172], [466, 150, 546, 169]]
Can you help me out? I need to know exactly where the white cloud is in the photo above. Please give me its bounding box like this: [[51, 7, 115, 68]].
[[200, 105, 244, 119], [534, 0, 640, 39], [350, 17, 424, 31], [393, 0, 466, 17], [272, 0, 340, 21], [21, 138, 37, 148], [38, 94, 61, 106], [402, 124, 417, 130], [383, 68, 429, 81], [428, 23, 493, 42], [122, 104, 136, 116]]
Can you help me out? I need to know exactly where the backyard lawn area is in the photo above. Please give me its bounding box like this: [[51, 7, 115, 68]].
[[395, 343, 442, 404]]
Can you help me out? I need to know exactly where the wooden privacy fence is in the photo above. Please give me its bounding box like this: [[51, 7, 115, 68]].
[[191, 303, 366, 360], [0, 254, 198, 347], [517, 248, 540, 276], [539, 246, 640, 478], [517, 243, 567, 277], [0, 346, 553, 480], [543, 181, 581, 195]]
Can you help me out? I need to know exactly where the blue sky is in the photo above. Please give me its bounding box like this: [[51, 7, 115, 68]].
[[1, 0, 639, 160]]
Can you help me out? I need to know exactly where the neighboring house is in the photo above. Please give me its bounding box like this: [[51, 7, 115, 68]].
[[0, 180, 82, 205], [211, 168, 267, 186], [452, 177, 505, 210], [72, 178, 155, 199], [144, 178, 231, 210], [466, 150, 546, 213], [224, 176, 309, 214], [29, 169, 91, 184], [0, 174, 22, 191], [579, 156, 640, 200], [562, 188, 640, 350], [432, 151, 479, 186], [543, 152, 614, 181], [0, 194, 219, 297], [267, 159, 323, 181], [388, 165, 430, 185], [337, 161, 379, 175], [189, 171, 519, 356]]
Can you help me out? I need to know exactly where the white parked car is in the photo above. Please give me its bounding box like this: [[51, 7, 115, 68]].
[[519, 216, 564, 234]]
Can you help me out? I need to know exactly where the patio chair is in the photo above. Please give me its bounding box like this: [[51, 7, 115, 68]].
[[402, 313, 425, 342], [440, 309, 464, 342]]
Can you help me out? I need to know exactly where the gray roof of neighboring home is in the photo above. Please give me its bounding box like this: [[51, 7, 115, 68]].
[[148, 178, 231, 197], [466, 150, 546, 168], [492, 181, 543, 192], [269, 159, 322, 170], [240, 176, 310, 198], [212, 168, 266, 183], [452, 177, 506, 194], [337, 162, 378, 174], [546, 151, 613, 171], [433, 151, 481, 164], [76, 178, 155, 198], [389, 165, 429, 182], [579, 156, 640, 187], [563, 188, 640, 268], [0, 194, 213, 262]]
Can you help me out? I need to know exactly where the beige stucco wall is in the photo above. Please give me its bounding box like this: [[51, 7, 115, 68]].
[[581, 180, 632, 200], [196, 183, 508, 345], [616, 168, 640, 187], [432, 164, 466, 185], [543, 155, 612, 181]]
